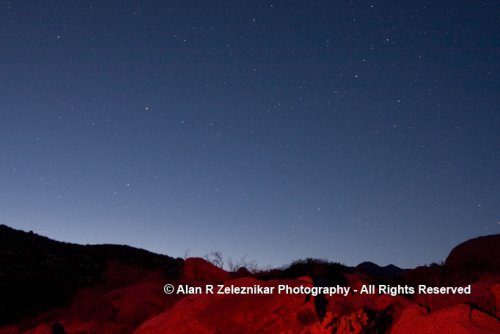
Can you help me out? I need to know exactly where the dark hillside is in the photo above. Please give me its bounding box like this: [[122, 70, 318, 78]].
[[0, 225, 182, 325]]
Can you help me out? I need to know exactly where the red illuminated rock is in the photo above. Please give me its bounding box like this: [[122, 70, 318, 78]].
[[445, 234, 500, 275], [492, 283, 500, 317], [390, 303, 500, 334], [413, 279, 498, 314], [134, 277, 318, 334], [182, 257, 230, 283]]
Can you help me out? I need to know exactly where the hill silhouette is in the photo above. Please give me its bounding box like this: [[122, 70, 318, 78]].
[[355, 261, 404, 278], [0, 224, 182, 325]]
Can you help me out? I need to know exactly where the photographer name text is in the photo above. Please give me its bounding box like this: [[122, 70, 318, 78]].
[[163, 284, 471, 297]]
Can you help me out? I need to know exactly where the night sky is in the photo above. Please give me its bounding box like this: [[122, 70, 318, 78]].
[[1, 1, 499, 268]]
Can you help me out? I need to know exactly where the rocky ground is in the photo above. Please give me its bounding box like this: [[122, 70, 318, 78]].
[[0, 225, 498, 333]]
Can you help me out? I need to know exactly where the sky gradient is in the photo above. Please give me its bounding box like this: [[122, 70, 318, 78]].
[[1, 0, 499, 268]]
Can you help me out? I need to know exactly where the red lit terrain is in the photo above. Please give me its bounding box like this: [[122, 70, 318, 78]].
[[0, 225, 498, 333]]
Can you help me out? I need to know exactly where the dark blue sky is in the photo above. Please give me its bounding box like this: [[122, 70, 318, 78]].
[[1, 1, 498, 267]]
